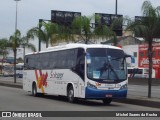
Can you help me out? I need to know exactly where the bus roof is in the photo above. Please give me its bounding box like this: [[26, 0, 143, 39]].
[[26, 43, 122, 55]]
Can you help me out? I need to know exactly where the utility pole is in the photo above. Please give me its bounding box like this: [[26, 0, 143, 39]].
[[115, 0, 117, 15], [14, 0, 21, 83], [39, 19, 42, 52]]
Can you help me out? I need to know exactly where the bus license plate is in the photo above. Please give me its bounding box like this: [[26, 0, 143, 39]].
[[105, 84, 115, 88], [106, 94, 112, 97]]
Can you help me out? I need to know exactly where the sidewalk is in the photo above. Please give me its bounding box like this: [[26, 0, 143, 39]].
[[0, 76, 160, 108], [0, 77, 22, 89]]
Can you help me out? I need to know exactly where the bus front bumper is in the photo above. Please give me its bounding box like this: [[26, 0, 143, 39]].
[[85, 87, 127, 99]]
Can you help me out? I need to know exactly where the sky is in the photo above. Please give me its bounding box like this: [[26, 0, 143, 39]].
[[0, 0, 160, 39], [0, 0, 159, 58]]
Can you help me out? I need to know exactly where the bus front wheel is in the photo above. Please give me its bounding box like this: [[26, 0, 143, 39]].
[[102, 98, 112, 105], [32, 83, 38, 97], [67, 86, 75, 103]]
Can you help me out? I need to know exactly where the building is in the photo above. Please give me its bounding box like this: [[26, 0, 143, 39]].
[[138, 43, 160, 78], [101, 36, 160, 78], [101, 35, 144, 46]]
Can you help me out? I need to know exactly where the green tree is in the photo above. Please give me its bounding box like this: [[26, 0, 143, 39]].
[[71, 16, 94, 43], [0, 38, 9, 58], [21, 34, 36, 60], [28, 21, 61, 49], [9, 29, 36, 83], [0, 38, 9, 73], [126, 0, 160, 98], [71, 15, 123, 45], [53, 25, 75, 44]]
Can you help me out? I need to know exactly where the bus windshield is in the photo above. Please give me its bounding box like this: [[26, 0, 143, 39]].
[[86, 48, 127, 82]]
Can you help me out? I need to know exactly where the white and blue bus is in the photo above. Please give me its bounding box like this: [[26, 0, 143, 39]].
[[23, 43, 130, 104]]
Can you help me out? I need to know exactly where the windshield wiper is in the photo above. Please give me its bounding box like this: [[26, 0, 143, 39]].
[[98, 61, 120, 80], [111, 57, 125, 70], [107, 62, 120, 81], [111, 57, 121, 61]]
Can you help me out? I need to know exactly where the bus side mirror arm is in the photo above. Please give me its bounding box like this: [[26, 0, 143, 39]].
[[124, 53, 135, 64], [124, 54, 131, 58]]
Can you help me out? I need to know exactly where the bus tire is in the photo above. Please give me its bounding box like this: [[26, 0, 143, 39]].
[[32, 83, 38, 97], [67, 85, 75, 103], [102, 98, 112, 105]]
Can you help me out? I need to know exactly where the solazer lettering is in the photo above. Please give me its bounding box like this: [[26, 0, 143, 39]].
[[50, 71, 64, 80]]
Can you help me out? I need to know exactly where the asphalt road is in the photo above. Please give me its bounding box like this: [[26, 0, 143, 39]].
[[0, 86, 159, 111], [0, 86, 160, 120]]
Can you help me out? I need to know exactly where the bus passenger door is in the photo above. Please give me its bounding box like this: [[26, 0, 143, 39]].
[[78, 78, 85, 98], [77, 54, 85, 98]]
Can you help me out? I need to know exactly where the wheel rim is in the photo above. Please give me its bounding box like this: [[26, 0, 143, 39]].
[[32, 85, 36, 96], [33, 87, 36, 95], [68, 89, 74, 101]]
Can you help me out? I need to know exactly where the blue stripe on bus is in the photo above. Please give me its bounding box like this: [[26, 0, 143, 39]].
[[85, 87, 127, 99]]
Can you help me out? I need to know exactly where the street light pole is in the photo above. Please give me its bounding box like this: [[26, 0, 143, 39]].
[[39, 19, 42, 52], [14, 0, 21, 83], [115, 0, 117, 15], [15, 0, 20, 32]]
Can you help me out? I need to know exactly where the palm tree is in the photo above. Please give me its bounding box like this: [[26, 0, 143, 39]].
[[126, 0, 160, 98], [94, 15, 123, 46], [71, 15, 123, 45], [8, 30, 21, 83], [0, 38, 9, 59], [21, 35, 36, 60], [0, 38, 9, 73], [53, 25, 75, 44], [71, 15, 96, 44], [9, 29, 36, 83], [28, 21, 61, 49]]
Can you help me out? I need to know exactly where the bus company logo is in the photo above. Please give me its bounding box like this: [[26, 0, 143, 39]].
[[50, 70, 64, 80], [35, 70, 48, 93]]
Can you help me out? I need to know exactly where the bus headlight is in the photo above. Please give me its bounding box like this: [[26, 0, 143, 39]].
[[120, 84, 127, 90], [87, 82, 97, 89]]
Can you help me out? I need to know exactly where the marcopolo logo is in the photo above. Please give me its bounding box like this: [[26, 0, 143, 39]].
[[50, 70, 64, 80]]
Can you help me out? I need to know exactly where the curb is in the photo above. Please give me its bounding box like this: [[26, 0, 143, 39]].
[[114, 98, 160, 108], [0, 82, 22, 89], [0, 82, 160, 108]]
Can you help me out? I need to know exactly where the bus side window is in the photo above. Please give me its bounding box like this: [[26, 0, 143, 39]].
[[40, 53, 49, 69], [75, 48, 85, 80], [24, 57, 28, 70], [66, 49, 77, 69], [49, 51, 57, 69]]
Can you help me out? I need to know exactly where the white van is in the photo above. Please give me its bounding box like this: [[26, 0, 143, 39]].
[[128, 67, 155, 78]]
